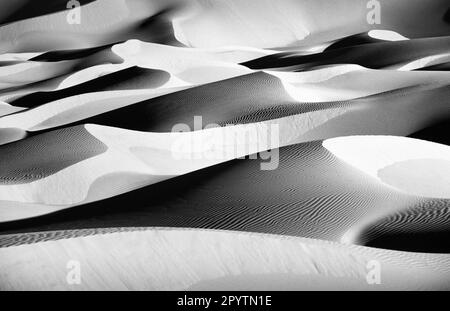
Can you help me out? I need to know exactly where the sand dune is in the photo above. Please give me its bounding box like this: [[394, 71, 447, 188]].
[[0, 0, 449, 291], [172, 0, 450, 48], [0, 101, 24, 117], [10, 72, 447, 135], [0, 122, 283, 218], [269, 67, 450, 102], [242, 36, 450, 71], [9, 66, 171, 108], [411, 120, 450, 145], [2, 38, 448, 145], [111, 40, 257, 84], [358, 200, 450, 253], [0, 0, 185, 53], [417, 62, 450, 71], [1, 0, 448, 53], [1, 136, 449, 256], [1, 228, 449, 290], [323, 136, 450, 199], [0, 65, 194, 145]]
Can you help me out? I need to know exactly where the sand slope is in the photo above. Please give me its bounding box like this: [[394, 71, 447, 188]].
[[0, 0, 449, 291]]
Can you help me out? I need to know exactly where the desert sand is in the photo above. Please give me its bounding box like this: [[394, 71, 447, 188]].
[[0, 0, 449, 291]]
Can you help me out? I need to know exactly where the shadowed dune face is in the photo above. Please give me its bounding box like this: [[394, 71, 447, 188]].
[[323, 30, 409, 52], [0, 45, 125, 96], [0, 0, 450, 291], [70, 72, 298, 132], [445, 8, 450, 23], [0, 0, 448, 53], [0, 128, 26, 144], [416, 61, 450, 71]]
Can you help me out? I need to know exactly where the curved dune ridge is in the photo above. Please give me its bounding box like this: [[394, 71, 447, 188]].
[[1, 138, 449, 251], [0, 0, 449, 290]]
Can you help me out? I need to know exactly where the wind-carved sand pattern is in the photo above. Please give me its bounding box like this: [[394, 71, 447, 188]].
[[0, 0, 449, 290]]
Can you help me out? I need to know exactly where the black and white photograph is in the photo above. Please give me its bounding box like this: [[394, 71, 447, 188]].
[[0, 0, 449, 297]]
